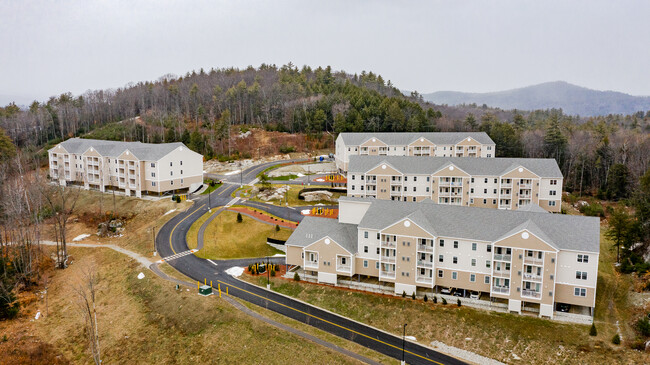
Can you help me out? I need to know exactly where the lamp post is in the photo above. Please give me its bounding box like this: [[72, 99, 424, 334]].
[[401, 323, 408, 365]]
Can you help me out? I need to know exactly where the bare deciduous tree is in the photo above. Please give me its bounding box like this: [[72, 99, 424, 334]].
[[73, 267, 101, 365]]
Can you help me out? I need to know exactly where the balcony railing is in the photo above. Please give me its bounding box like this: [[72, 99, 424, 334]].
[[492, 286, 510, 294], [336, 265, 351, 273], [129, 184, 137, 189], [524, 257, 543, 266], [500, 183, 512, 188], [494, 254, 511, 261], [381, 241, 396, 248], [439, 181, 451, 186], [416, 276, 433, 284], [520, 183, 532, 189], [304, 261, 319, 269], [381, 256, 396, 264], [380, 271, 396, 279], [523, 273, 543, 282], [519, 194, 532, 199], [522, 289, 542, 299], [493, 270, 511, 278], [417, 245, 434, 252], [417, 260, 433, 268]]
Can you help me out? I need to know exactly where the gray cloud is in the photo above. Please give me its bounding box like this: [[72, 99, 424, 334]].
[[1, 0, 649, 105]]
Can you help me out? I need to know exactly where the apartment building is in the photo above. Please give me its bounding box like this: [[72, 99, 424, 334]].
[[335, 132, 496, 172], [347, 156, 563, 212], [48, 138, 203, 197], [286, 197, 599, 319]]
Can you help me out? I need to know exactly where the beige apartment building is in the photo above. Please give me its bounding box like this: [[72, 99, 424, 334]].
[[335, 132, 496, 172], [286, 197, 599, 319], [346, 156, 563, 212], [48, 138, 204, 197]]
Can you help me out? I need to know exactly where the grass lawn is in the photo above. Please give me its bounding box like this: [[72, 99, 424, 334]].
[[201, 182, 223, 195], [267, 174, 299, 180], [189, 210, 292, 259], [0, 246, 374, 364]]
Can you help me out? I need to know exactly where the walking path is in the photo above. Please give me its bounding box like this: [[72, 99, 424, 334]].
[[40, 241, 379, 364], [227, 206, 298, 228]]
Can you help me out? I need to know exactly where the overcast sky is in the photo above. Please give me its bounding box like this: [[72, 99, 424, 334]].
[[1, 0, 649, 105]]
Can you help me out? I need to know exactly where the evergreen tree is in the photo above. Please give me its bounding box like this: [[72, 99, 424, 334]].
[[236, 212, 243, 223], [543, 114, 567, 164], [464, 113, 477, 130]]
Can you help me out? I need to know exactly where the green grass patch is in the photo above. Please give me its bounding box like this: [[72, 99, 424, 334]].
[[201, 182, 222, 195]]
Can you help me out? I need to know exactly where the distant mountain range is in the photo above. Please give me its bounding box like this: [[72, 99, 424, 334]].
[[422, 81, 650, 116]]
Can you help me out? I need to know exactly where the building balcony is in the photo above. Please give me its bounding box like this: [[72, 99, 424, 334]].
[[381, 241, 396, 248], [416, 276, 433, 284], [336, 265, 351, 273], [501, 182, 512, 188], [304, 261, 319, 269], [390, 181, 402, 185], [438, 181, 451, 186], [380, 271, 396, 279], [524, 257, 544, 266], [492, 286, 510, 294], [416, 260, 433, 268], [493, 270, 511, 278], [523, 273, 543, 282], [522, 289, 542, 299], [381, 256, 396, 264], [438, 191, 451, 197], [519, 194, 532, 199], [417, 245, 434, 253], [129, 184, 137, 189], [494, 254, 511, 261], [519, 183, 532, 189]]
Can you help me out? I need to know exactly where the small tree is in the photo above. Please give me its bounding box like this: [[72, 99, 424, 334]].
[[612, 333, 621, 345], [637, 317, 650, 336], [402, 291, 406, 298], [270, 268, 276, 277], [457, 299, 462, 307], [275, 224, 280, 232], [423, 294, 428, 302], [236, 212, 243, 223], [411, 292, 416, 300], [293, 272, 300, 281], [433, 296, 438, 304], [442, 297, 447, 305], [589, 323, 597, 336]]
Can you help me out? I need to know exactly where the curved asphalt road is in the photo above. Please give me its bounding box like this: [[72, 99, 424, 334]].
[[157, 160, 466, 365]]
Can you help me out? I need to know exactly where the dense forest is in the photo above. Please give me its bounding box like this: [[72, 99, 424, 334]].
[[0, 63, 648, 198]]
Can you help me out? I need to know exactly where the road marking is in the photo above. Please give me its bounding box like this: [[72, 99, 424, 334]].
[[247, 178, 259, 186], [158, 249, 198, 263], [208, 260, 219, 267], [168, 204, 206, 255], [225, 197, 239, 207], [217, 280, 444, 365]]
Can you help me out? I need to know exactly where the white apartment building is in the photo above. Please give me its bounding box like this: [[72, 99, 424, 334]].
[[48, 138, 203, 197], [335, 132, 496, 172], [286, 197, 599, 319], [346, 156, 563, 212]]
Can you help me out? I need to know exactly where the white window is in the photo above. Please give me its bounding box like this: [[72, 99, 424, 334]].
[[363, 260, 368, 268], [550, 190, 557, 196], [454, 241, 459, 249], [151, 181, 156, 186], [487, 244, 492, 252], [341, 257, 346, 265], [151, 163, 155, 168], [452, 272, 458, 280], [483, 189, 487, 194], [470, 274, 476, 282], [471, 259, 476, 267], [364, 231, 368, 239], [578, 254, 589, 263], [549, 201, 556, 206], [438, 255, 443, 263], [550, 179, 557, 185], [351, 175, 355, 180], [574, 287, 587, 297], [485, 275, 490, 284], [487, 154, 492, 157], [488, 146, 492, 150], [364, 246, 368, 253], [439, 239, 444, 247], [486, 260, 491, 268], [576, 271, 587, 280], [453, 256, 458, 264]]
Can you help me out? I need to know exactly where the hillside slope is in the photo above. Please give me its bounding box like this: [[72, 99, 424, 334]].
[[423, 81, 650, 116]]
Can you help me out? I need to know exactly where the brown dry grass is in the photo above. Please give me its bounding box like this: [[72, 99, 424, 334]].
[[1, 246, 374, 364]]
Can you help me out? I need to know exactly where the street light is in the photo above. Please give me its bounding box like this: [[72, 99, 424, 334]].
[[402, 323, 408, 365], [266, 256, 271, 290]]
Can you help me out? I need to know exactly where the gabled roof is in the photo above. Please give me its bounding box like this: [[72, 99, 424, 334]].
[[340, 132, 495, 146], [285, 216, 357, 253], [343, 196, 599, 253], [49, 138, 192, 161], [348, 156, 562, 178]]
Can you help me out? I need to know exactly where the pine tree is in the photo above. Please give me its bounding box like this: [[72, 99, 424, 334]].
[[589, 323, 597, 336], [236, 212, 243, 223]]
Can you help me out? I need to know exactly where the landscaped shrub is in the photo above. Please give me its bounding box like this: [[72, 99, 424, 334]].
[[275, 224, 280, 232], [433, 296, 438, 304], [279, 145, 295, 154], [457, 299, 461, 307], [402, 291, 406, 298], [293, 272, 300, 281], [442, 297, 447, 305], [612, 333, 621, 345], [236, 212, 243, 223], [270, 268, 276, 277], [579, 202, 605, 217], [411, 292, 416, 300], [589, 323, 597, 336], [423, 294, 428, 302]]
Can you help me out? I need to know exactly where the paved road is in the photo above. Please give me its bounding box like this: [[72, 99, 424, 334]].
[[157, 160, 466, 365]]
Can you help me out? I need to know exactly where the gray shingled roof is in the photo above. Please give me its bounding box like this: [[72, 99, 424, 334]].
[[50, 138, 190, 161], [348, 156, 562, 177], [285, 216, 358, 253], [342, 196, 600, 253], [339, 132, 495, 146]]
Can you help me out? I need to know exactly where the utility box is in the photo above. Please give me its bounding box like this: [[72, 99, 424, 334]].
[[198, 285, 213, 296]]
